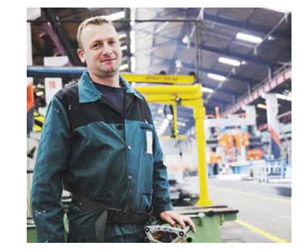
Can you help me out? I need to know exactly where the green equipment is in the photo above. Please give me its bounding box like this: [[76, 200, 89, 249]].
[[145, 205, 239, 243]]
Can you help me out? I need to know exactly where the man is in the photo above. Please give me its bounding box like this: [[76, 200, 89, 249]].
[[31, 16, 195, 243]]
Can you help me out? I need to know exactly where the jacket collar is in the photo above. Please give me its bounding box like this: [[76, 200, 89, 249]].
[[78, 70, 143, 103]]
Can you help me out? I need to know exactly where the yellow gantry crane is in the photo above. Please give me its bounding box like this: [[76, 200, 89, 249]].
[[124, 74, 212, 206]]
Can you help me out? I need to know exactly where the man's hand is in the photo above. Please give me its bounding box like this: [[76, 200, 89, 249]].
[[159, 210, 196, 233]]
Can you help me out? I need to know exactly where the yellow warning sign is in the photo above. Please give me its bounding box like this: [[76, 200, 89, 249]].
[[122, 74, 195, 84]]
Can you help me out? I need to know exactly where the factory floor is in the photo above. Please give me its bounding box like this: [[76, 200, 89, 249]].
[[207, 178, 291, 243]]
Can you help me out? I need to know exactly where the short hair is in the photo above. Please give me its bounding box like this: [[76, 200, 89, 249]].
[[77, 16, 114, 49]]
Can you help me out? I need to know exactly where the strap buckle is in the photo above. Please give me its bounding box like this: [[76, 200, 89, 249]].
[[122, 206, 132, 213]]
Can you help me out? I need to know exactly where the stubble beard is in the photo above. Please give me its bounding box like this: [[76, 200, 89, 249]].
[[93, 65, 120, 79]]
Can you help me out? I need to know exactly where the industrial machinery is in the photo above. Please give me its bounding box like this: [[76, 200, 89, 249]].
[[134, 76, 212, 206], [145, 225, 191, 243], [145, 205, 238, 243]]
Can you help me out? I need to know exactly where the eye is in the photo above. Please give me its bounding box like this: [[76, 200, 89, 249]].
[[92, 43, 102, 49], [108, 40, 117, 45]]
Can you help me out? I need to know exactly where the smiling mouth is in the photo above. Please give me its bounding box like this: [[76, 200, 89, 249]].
[[101, 58, 116, 63]]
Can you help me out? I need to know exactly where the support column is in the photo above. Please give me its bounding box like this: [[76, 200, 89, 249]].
[[172, 104, 178, 139], [264, 93, 281, 159], [242, 105, 256, 127], [27, 7, 41, 220], [194, 102, 212, 206], [27, 22, 33, 66]]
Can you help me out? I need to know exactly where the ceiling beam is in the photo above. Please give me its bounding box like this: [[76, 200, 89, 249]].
[[135, 29, 281, 67], [197, 44, 281, 67], [201, 11, 291, 41], [43, 8, 82, 65], [222, 66, 291, 116]]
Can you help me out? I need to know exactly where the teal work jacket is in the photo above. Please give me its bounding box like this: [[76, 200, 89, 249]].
[[30, 71, 173, 242]]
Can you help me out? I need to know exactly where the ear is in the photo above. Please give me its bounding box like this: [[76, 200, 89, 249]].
[[77, 48, 86, 64]]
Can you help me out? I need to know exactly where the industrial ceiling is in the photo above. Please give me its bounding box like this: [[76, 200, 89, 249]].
[[27, 8, 291, 136]]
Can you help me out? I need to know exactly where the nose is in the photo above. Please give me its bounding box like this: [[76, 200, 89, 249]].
[[102, 43, 113, 57]]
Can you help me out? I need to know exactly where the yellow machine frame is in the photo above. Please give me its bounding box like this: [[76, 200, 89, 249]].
[[122, 73, 195, 85], [132, 75, 212, 206]]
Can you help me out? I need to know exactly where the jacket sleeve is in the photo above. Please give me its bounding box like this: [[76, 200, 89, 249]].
[[30, 96, 70, 242], [149, 113, 173, 216]]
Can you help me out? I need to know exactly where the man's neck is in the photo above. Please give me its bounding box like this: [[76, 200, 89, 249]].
[[89, 72, 120, 88]]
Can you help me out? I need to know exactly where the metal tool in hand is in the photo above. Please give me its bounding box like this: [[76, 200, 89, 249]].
[[144, 225, 191, 243]]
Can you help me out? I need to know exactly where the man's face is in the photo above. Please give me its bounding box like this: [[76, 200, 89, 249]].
[[77, 23, 122, 78]]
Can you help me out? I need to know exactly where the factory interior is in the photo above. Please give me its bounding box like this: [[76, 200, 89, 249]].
[[26, 7, 293, 243]]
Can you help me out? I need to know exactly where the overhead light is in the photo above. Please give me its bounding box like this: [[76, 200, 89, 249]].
[[130, 8, 136, 26], [166, 114, 173, 120], [257, 103, 267, 109], [36, 91, 44, 97], [218, 57, 241, 67], [158, 108, 164, 114], [121, 45, 128, 51], [182, 35, 190, 44], [236, 32, 263, 44], [241, 61, 247, 65], [202, 86, 214, 93], [37, 83, 44, 89], [268, 36, 276, 41], [118, 33, 127, 40], [120, 64, 129, 71], [175, 60, 182, 68], [104, 11, 125, 21], [177, 121, 186, 127], [276, 93, 291, 101], [207, 73, 226, 82]]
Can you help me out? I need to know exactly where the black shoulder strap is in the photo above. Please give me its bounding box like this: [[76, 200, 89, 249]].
[[55, 83, 85, 131]]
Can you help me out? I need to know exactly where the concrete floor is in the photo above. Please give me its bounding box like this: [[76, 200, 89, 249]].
[[207, 178, 291, 243]]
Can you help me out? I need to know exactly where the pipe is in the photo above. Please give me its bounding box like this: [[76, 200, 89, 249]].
[[27, 66, 85, 77]]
